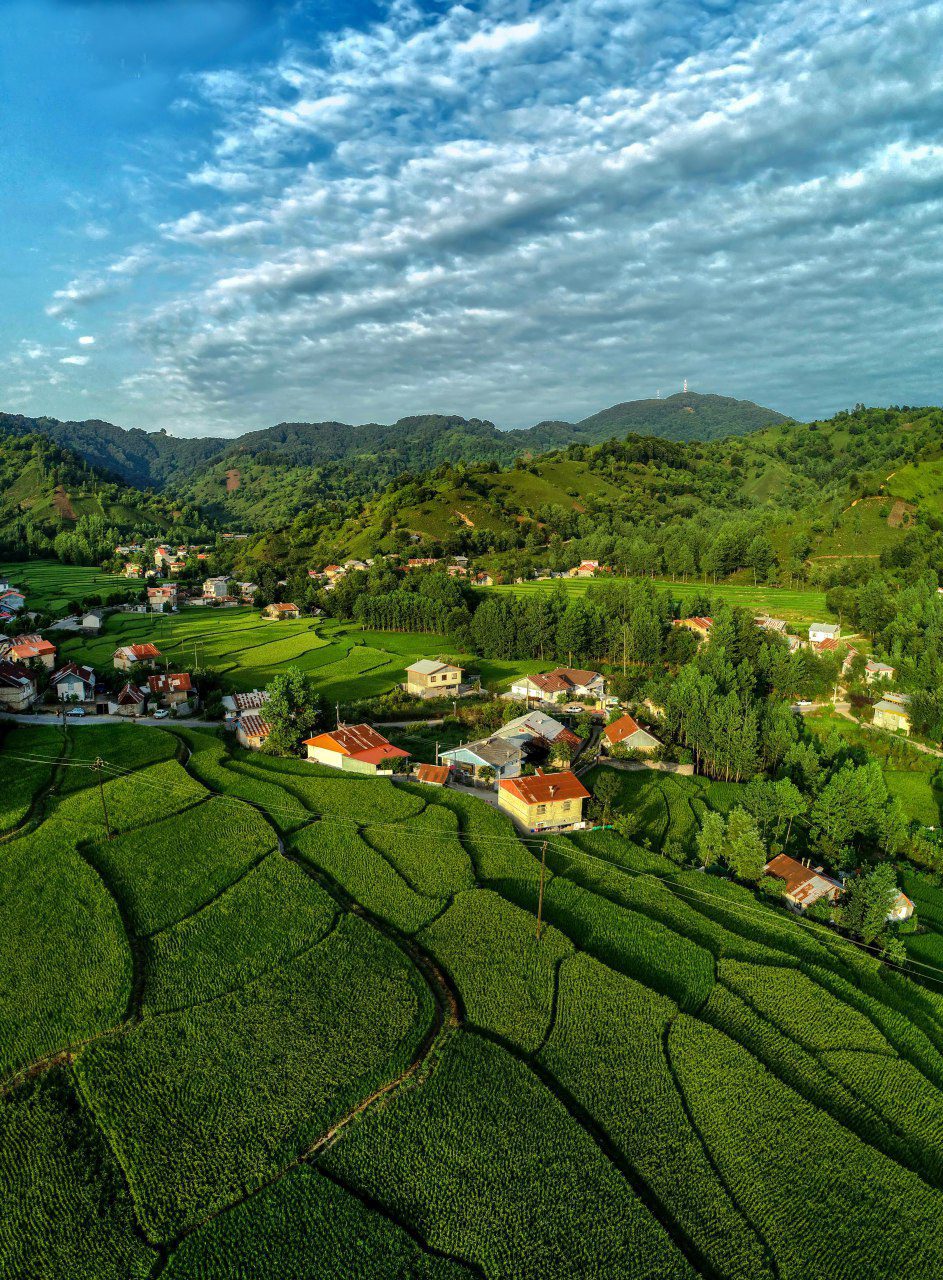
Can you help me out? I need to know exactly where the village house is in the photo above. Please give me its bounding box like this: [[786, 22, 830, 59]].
[[673, 616, 713, 642], [415, 763, 450, 787], [755, 615, 788, 634], [222, 689, 268, 721], [603, 714, 662, 755], [812, 636, 841, 655], [404, 659, 463, 698], [147, 673, 193, 708], [473, 571, 494, 586], [148, 584, 178, 611], [50, 662, 96, 703], [406, 558, 439, 570], [764, 854, 842, 912], [82, 608, 104, 633], [303, 723, 409, 776], [439, 734, 527, 784], [888, 889, 915, 923], [866, 659, 895, 684], [809, 622, 840, 645], [497, 769, 590, 832], [8, 635, 57, 669], [263, 602, 301, 620], [237, 582, 258, 601], [109, 682, 147, 718], [168, 558, 187, 576], [203, 576, 230, 599], [154, 545, 172, 568], [113, 643, 161, 672], [0, 660, 37, 711], [124, 562, 143, 578], [570, 560, 600, 578], [236, 713, 271, 750], [494, 711, 582, 767], [0, 589, 26, 614], [872, 692, 912, 735], [510, 667, 607, 705]]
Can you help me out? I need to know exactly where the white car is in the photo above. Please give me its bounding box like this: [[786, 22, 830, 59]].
[[67, 707, 86, 717], [153, 708, 170, 720]]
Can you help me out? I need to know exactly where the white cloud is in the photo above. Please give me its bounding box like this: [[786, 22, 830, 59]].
[[60, 355, 90, 366], [35, 0, 943, 432], [459, 20, 542, 57], [78, 335, 95, 346]]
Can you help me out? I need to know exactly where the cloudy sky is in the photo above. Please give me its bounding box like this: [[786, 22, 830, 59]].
[[2, 0, 942, 436]]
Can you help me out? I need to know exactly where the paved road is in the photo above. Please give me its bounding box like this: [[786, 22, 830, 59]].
[[0, 711, 221, 729]]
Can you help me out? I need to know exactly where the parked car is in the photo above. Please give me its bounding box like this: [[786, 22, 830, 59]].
[[153, 708, 170, 719], [67, 707, 86, 718]]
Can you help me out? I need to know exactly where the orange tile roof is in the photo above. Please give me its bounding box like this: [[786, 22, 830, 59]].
[[9, 639, 56, 660], [303, 722, 409, 763], [148, 673, 193, 695], [240, 714, 270, 740], [604, 714, 642, 745], [499, 770, 590, 806], [416, 763, 450, 786]]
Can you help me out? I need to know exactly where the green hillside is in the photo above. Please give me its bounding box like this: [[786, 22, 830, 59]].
[[4, 722, 943, 1277]]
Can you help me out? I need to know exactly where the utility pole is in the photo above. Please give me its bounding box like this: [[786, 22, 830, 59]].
[[536, 840, 547, 939], [92, 757, 112, 840]]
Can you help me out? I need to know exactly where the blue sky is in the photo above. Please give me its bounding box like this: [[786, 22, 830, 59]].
[[2, 0, 942, 436]]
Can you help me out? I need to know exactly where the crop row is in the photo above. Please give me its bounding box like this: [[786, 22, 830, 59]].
[[76, 914, 434, 1239], [238, 752, 426, 823], [540, 954, 773, 1280], [0, 1069, 154, 1278], [84, 795, 277, 936], [0, 724, 65, 832], [142, 854, 337, 1012], [173, 728, 310, 833], [320, 1029, 695, 1280], [420, 890, 572, 1052], [668, 1015, 943, 1279], [365, 803, 475, 899], [291, 824, 441, 934]]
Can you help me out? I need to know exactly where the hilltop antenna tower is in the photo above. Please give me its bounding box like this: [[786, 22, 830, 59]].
[[683, 378, 688, 393]]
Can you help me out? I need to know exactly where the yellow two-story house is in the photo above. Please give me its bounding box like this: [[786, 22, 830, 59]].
[[497, 769, 590, 832]]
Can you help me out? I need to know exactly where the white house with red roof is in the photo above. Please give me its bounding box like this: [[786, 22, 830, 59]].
[[113, 643, 161, 672], [303, 723, 409, 776], [7, 635, 57, 669], [510, 667, 606, 704]]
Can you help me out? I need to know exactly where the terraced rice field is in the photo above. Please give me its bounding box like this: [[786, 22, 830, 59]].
[[0, 559, 133, 613], [3, 722, 943, 1277]]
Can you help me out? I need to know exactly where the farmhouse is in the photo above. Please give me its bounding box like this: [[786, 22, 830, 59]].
[[888, 890, 915, 923], [440, 735, 527, 784], [873, 692, 912, 735], [494, 711, 582, 766], [404, 659, 463, 697], [406, 558, 439, 570], [147, 584, 178, 611], [0, 589, 26, 613], [124, 562, 143, 577], [570, 560, 600, 578], [113, 643, 161, 671], [263, 602, 300, 620], [0, 660, 37, 711], [50, 662, 96, 703], [303, 723, 409, 775], [147, 673, 193, 707], [203, 576, 229, 599], [497, 769, 590, 832], [755, 615, 788, 634], [603, 714, 662, 755], [673, 616, 712, 642], [809, 622, 840, 644], [222, 689, 269, 720], [473, 572, 494, 586], [865, 660, 895, 683], [237, 714, 271, 750], [109, 682, 147, 718], [82, 608, 104, 633], [7, 635, 57, 669], [764, 854, 841, 912], [415, 763, 450, 787], [510, 667, 607, 704]]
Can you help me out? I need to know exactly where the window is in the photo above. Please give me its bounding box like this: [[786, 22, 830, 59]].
[[563, 800, 571, 811], [536, 804, 547, 816]]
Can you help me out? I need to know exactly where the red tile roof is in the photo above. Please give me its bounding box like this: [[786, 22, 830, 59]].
[[240, 714, 270, 740], [267, 602, 299, 613], [604, 714, 642, 745], [303, 723, 409, 763], [234, 690, 268, 711], [416, 763, 450, 786], [51, 661, 95, 686], [115, 643, 161, 660], [499, 770, 590, 806], [115, 681, 145, 705], [9, 638, 56, 660], [148, 673, 193, 695]]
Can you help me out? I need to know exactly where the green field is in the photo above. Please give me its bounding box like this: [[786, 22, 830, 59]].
[[490, 576, 830, 623], [0, 559, 134, 613], [4, 720, 943, 1276], [55, 606, 541, 699]]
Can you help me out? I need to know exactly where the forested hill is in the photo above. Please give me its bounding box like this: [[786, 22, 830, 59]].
[[279, 403, 943, 576], [0, 390, 785, 500]]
